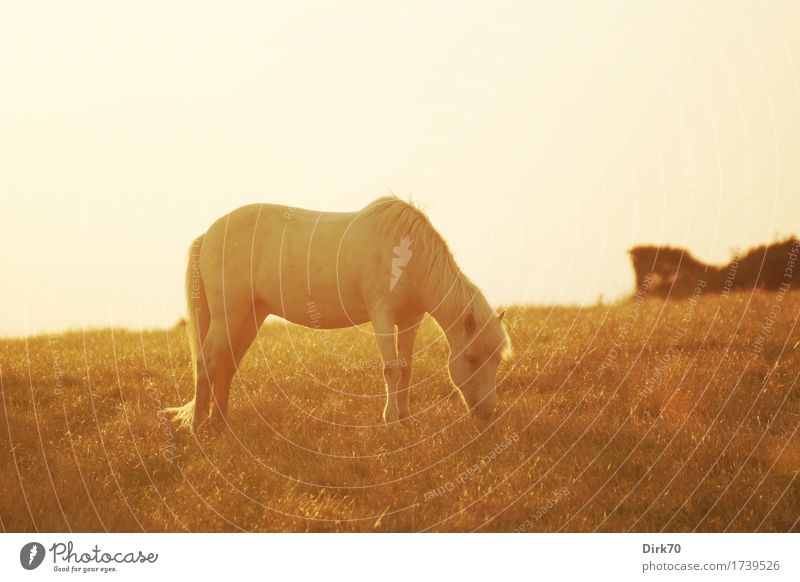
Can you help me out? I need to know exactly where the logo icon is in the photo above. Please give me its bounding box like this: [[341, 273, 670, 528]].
[[20, 542, 46, 570], [390, 235, 413, 291]]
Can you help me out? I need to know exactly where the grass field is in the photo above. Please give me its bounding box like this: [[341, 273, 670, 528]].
[[2, 291, 799, 532]]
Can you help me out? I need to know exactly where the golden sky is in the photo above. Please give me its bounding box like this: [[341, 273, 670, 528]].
[[1, 1, 799, 335]]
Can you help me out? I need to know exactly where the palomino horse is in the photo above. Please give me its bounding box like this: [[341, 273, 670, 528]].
[[167, 197, 511, 431]]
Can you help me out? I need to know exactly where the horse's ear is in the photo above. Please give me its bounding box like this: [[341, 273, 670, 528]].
[[497, 309, 506, 323], [464, 311, 476, 336]]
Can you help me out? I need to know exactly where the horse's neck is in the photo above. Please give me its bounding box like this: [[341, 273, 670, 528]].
[[425, 272, 472, 336]]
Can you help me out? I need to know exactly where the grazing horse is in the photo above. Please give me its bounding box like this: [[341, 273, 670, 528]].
[[166, 197, 511, 432]]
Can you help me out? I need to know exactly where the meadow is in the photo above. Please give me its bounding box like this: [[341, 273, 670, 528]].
[[1, 291, 798, 532]]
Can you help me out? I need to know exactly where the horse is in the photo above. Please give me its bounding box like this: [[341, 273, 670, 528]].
[[166, 196, 512, 432]]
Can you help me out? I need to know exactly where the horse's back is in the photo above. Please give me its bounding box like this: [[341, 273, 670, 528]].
[[198, 202, 397, 328]]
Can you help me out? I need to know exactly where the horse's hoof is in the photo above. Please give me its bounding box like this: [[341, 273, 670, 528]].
[[191, 416, 210, 435], [206, 415, 229, 433], [401, 414, 420, 425]]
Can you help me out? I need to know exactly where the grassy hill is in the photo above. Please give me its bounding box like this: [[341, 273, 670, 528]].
[[1, 291, 798, 532]]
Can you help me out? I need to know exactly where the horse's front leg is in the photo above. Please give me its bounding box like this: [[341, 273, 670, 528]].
[[396, 314, 423, 420], [371, 312, 401, 424]]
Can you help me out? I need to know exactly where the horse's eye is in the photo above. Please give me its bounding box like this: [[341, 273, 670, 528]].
[[465, 354, 478, 366]]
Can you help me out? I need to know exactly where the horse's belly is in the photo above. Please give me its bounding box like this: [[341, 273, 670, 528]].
[[260, 262, 370, 328], [245, 205, 375, 329], [272, 296, 371, 329]]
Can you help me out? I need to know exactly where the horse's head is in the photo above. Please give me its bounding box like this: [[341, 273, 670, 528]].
[[447, 308, 511, 420]]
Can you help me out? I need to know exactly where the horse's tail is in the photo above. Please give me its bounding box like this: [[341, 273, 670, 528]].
[[185, 234, 209, 386], [166, 233, 209, 429]]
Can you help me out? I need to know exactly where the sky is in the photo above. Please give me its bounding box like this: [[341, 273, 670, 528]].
[[1, 1, 799, 336]]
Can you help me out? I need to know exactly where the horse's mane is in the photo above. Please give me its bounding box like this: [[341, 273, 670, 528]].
[[359, 196, 511, 359]]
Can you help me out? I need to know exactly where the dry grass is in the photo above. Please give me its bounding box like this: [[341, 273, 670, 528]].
[[1, 292, 799, 532]]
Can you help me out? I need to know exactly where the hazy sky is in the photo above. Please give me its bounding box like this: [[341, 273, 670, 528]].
[[2, 1, 799, 335]]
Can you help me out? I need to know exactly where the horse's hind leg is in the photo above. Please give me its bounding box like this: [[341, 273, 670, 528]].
[[209, 303, 269, 425], [191, 318, 235, 431], [166, 308, 210, 431]]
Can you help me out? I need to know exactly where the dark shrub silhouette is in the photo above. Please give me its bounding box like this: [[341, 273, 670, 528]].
[[629, 237, 799, 299]]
